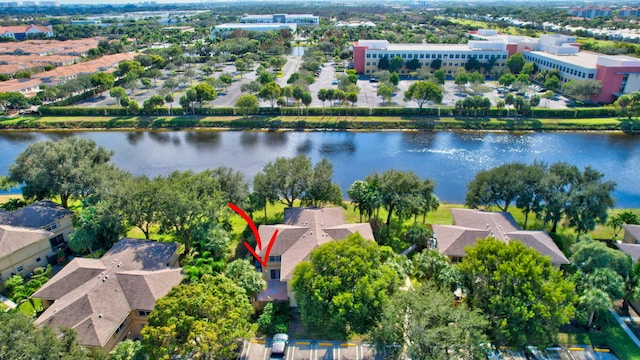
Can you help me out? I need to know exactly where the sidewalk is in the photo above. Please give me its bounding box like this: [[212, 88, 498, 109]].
[[609, 308, 640, 348]]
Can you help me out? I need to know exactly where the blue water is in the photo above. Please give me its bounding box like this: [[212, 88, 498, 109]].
[[1, 130, 639, 208]]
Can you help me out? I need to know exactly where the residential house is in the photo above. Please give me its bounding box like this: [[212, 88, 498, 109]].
[[0, 25, 54, 40], [255, 207, 374, 307], [621, 224, 640, 244], [0, 200, 74, 282], [32, 238, 183, 352], [432, 208, 569, 266]]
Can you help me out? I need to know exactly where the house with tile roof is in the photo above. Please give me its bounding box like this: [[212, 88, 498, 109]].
[[432, 208, 569, 267], [0, 25, 54, 40], [255, 207, 374, 307], [0, 200, 74, 283], [32, 238, 183, 352]]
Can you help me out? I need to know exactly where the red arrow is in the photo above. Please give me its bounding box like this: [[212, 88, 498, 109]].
[[228, 202, 279, 268]]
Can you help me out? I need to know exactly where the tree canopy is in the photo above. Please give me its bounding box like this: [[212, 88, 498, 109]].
[[458, 238, 576, 348], [403, 81, 443, 108], [291, 233, 401, 339], [369, 282, 488, 360], [8, 137, 114, 208], [141, 275, 254, 360]]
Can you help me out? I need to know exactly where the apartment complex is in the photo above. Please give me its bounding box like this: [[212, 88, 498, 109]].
[[354, 32, 640, 103], [239, 13, 319, 25], [353, 39, 509, 77], [567, 6, 612, 19]]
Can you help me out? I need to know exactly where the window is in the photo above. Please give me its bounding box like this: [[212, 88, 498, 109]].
[[366, 54, 371, 58], [419, 54, 424, 58], [461, 54, 466, 59], [115, 321, 125, 334], [270, 269, 281, 280], [45, 222, 58, 231], [35, 257, 42, 263], [49, 234, 65, 250], [269, 255, 281, 262], [366, 62, 370, 66], [437, 54, 442, 59], [455, 54, 460, 59], [138, 310, 151, 317], [17, 266, 23, 272]]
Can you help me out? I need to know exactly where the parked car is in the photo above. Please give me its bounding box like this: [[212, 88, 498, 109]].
[[270, 333, 289, 359], [331, 80, 339, 85]]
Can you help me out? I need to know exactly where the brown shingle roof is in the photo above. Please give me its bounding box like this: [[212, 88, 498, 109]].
[[1, 200, 71, 229], [435, 209, 569, 265], [257, 207, 375, 281], [623, 224, 640, 242], [33, 238, 183, 348], [432, 225, 489, 258], [508, 231, 570, 265], [0, 224, 52, 258], [616, 243, 640, 263]]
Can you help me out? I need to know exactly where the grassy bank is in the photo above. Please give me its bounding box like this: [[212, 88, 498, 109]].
[[1, 114, 638, 132]]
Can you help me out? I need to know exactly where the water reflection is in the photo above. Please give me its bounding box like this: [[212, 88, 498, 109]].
[[147, 131, 172, 144], [126, 131, 144, 145], [264, 132, 288, 147], [240, 132, 259, 147]]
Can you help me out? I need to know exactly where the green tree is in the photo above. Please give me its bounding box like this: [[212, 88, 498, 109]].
[[608, 211, 640, 238], [89, 72, 115, 94], [367, 169, 433, 226], [544, 75, 560, 91], [403, 81, 443, 108], [564, 79, 602, 102], [109, 339, 145, 360], [253, 154, 313, 208], [225, 259, 266, 298], [109, 86, 127, 107], [498, 73, 516, 88], [193, 82, 217, 106], [505, 53, 526, 74], [430, 58, 442, 70], [347, 180, 380, 222], [9, 137, 113, 208], [302, 158, 343, 207], [454, 70, 469, 94], [377, 55, 389, 70], [465, 57, 482, 72], [0, 176, 15, 191], [389, 72, 400, 87], [0, 311, 93, 360], [458, 238, 576, 348], [142, 275, 254, 360], [405, 58, 421, 72], [433, 69, 445, 84], [465, 162, 529, 212], [157, 170, 227, 255], [377, 84, 394, 105], [389, 56, 404, 73], [369, 282, 488, 360], [258, 81, 282, 108], [218, 73, 233, 91], [70, 202, 128, 254], [291, 233, 401, 339], [235, 94, 259, 118], [564, 167, 616, 238]]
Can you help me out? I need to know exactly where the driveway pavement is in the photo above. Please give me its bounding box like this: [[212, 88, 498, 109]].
[[239, 338, 383, 360]]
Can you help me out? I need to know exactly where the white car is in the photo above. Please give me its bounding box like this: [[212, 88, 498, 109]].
[[270, 333, 289, 359]]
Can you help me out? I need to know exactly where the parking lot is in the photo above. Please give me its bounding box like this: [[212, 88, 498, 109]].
[[500, 346, 618, 360], [239, 338, 384, 360]]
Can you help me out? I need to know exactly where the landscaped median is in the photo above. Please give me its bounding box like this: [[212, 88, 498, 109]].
[[1, 114, 639, 132]]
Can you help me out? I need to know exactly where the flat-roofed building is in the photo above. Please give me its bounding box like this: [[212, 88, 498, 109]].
[[212, 23, 297, 38], [353, 39, 509, 76], [240, 13, 319, 25]]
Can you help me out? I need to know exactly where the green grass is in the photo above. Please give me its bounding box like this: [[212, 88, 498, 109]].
[[17, 298, 43, 317], [557, 312, 640, 360]]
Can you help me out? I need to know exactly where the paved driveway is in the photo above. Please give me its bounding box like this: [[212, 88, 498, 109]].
[[239, 339, 383, 360]]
